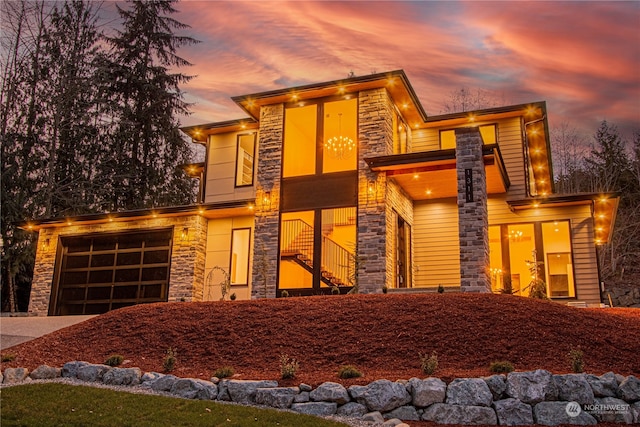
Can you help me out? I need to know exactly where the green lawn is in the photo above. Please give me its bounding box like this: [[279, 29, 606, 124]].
[[0, 383, 348, 427]]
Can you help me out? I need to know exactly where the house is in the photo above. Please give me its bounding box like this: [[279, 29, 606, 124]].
[[24, 70, 619, 315]]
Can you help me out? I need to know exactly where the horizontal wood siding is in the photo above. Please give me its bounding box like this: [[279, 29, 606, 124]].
[[413, 199, 460, 287], [496, 117, 527, 197], [488, 196, 600, 303], [411, 128, 440, 152], [205, 132, 256, 203]]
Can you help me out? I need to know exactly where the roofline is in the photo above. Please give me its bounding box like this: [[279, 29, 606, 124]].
[[180, 118, 259, 142], [507, 191, 621, 207], [426, 101, 547, 123]]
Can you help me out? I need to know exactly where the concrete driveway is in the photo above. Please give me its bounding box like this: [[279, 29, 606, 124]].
[[0, 315, 96, 350]]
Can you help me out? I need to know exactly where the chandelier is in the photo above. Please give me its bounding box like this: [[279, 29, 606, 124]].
[[325, 113, 355, 159]]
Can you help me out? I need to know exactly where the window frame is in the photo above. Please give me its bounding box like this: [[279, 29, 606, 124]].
[[229, 227, 252, 286], [234, 132, 257, 188]]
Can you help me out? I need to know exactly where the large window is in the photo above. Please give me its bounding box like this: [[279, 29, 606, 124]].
[[283, 105, 317, 177], [440, 124, 497, 149], [235, 133, 256, 187], [230, 228, 251, 286], [488, 220, 575, 298]]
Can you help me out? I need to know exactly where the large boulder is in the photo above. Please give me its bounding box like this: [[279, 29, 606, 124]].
[[2, 367, 29, 383], [554, 374, 595, 405], [170, 378, 217, 400], [77, 364, 111, 382], [408, 377, 446, 407], [149, 374, 179, 392], [102, 367, 142, 386], [533, 401, 597, 425], [422, 403, 498, 425], [29, 365, 61, 380], [446, 378, 493, 407], [336, 402, 367, 418], [255, 387, 299, 409], [484, 375, 507, 401], [585, 372, 618, 397], [493, 398, 534, 425], [347, 384, 368, 404], [591, 397, 634, 423], [383, 405, 420, 421], [140, 372, 163, 386], [226, 379, 278, 404], [618, 375, 640, 402], [293, 391, 309, 403], [631, 401, 640, 423], [506, 370, 558, 404], [290, 402, 337, 416], [359, 379, 412, 412], [310, 382, 350, 404], [61, 361, 89, 378]]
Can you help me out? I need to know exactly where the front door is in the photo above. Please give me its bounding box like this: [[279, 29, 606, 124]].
[[397, 216, 411, 288]]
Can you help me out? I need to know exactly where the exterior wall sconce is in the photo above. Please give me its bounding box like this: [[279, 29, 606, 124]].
[[41, 238, 50, 251], [181, 227, 189, 241], [367, 179, 379, 204], [262, 192, 272, 211]]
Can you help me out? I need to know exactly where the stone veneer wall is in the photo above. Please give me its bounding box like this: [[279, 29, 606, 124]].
[[358, 88, 394, 293], [386, 180, 415, 288], [251, 104, 284, 299], [28, 215, 207, 316], [455, 127, 491, 292]]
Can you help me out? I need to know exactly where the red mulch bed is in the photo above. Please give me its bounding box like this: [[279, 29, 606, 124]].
[[2, 293, 639, 426]]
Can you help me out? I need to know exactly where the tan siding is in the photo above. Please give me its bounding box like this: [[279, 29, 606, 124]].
[[411, 128, 440, 152], [497, 117, 527, 197], [205, 132, 257, 203], [413, 199, 460, 287]]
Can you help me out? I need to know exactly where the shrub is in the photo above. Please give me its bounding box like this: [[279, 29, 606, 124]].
[[1, 353, 16, 362], [104, 354, 124, 367], [568, 348, 584, 373], [279, 354, 299, 380], [230, 293, 237, 301], [330, 286, 340, 295], [280, 290, 290, 298], [163, 347, 177, 372], [437, 284, 445, 294], [489, 361, 515, 373], [420, 351, 438, 375], [337, 365, 362, 379], [213, 366, 235, 379]]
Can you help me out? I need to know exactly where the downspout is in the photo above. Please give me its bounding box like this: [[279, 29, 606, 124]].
[[522, 115, 547, 197]]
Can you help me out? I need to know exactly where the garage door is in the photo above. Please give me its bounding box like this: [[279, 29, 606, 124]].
[[52, 229, 173, 315]]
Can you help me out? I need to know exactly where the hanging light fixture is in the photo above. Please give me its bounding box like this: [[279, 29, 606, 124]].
[[325, 113, 355, 159]]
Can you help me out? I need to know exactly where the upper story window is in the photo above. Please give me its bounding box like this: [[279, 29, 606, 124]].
[[283, 97, 357, 178], [235, 133, 256, 187], [439, 124, 497, 149], [393, 109, 410, 154]]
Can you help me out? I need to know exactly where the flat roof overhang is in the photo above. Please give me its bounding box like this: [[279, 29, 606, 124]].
[[181, 119, 259, 143], [508, 192, 620, 244], [365, 144, 510, 200], [20, 200, 256, 232]]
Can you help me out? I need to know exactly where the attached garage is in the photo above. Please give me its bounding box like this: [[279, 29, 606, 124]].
[[50, 228, 173, 315]]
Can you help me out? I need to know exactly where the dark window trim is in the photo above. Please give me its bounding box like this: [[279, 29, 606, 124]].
[[234, 132, 257, 188], [229, 227, 252, 287]]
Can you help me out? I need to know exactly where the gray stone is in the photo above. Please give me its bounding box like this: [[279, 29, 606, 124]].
[[310, 382, 350, 404], [293, 391, 310, 403], [360, 379, 412, 412], [493, 398, 534, 425], [299, 383, 312, 392], [408, 377, 446, 407], [383, 405, 420, 421], [362, 411, 385, 423], [290, 402, 337, 416], [149, 374, 179, 392], [631, 401, 640, 423], [422, 403, 498, 425], [554, 374, 595, 405], [347, 384, 368, 404], [618, 375, 640, 402], [170, 378, 217, 400], [77, 364, 111, 382], [382, 419, 404, 427], [216, 380, 230, 401], [336, 402, 367, 418], [61, 361, 89, 378], [29, 365, 61, 380], [484, 374, 507, 400], [140, 372, 163, 385], [590, 397, 634, 423], [2, 367, 29, 383], [447, 377, 493, 406], [585, 372, 618, 397], [506, 370, 558, 404], [616, 374, 626, 385], [255, 387, 298, 409], [533, 401, 597, 425], [226, 379, 279, 404], [102, 367, 142, 386]]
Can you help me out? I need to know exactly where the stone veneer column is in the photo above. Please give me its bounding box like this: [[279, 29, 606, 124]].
[[455, 127, 490, 292], [358, 88, 394, 293], [250, 104, 283, 299], [167, 214, 208, 302]]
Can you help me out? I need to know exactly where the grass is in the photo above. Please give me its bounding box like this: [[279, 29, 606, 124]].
[[0, 383, 348, 427]]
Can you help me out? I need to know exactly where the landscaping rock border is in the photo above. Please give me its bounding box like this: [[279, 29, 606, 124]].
[[2, 363, 639, 426]]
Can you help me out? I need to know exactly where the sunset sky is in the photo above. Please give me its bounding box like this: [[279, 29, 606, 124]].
[[166, 1, 639, 140]]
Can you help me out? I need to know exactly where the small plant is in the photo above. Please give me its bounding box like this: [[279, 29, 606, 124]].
[[104, 354, 124, 367], [337, 365, 362, 379], [331, 285, 340, 295], [568, 348, 584, 373], [489, 361, 515, 373], [279, 354, 299, 379], [230, 293, 237, 301], [280, 290, 289, 298], [213, 366, 235, 379], [1, 353, 16, 362], [163, 347, 177, 372], [437, 284, 445, 294], [420, 351, 438, 375]]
